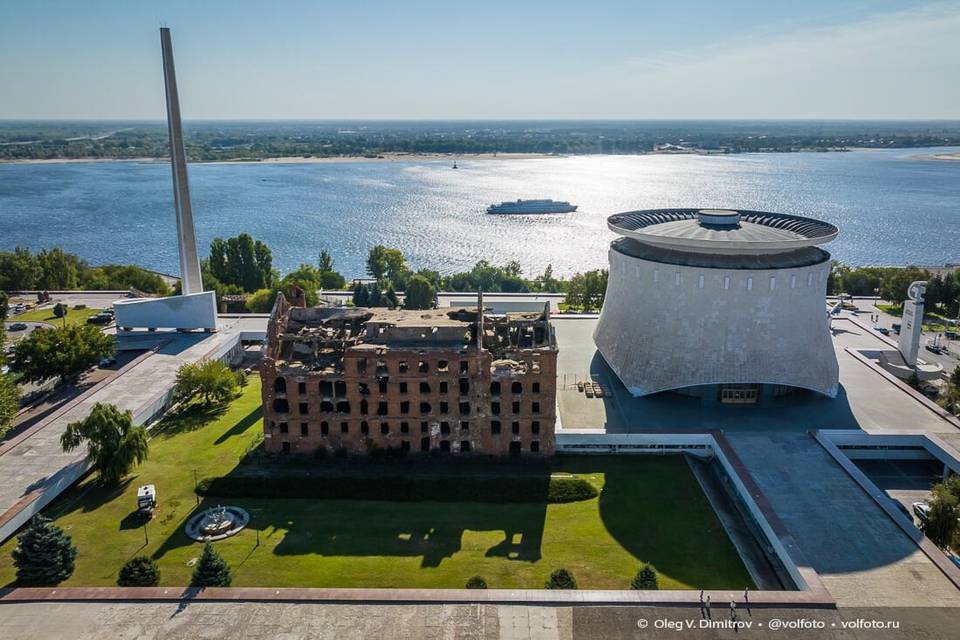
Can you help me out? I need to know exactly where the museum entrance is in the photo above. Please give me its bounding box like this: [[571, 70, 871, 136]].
[[719, 384, 760, 404]]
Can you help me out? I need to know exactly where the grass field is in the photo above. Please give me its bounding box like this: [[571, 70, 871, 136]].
[[0, 378, 753, 590], [11, 306, 103, 328]]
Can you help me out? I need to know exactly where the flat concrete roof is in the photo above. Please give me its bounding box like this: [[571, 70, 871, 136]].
[[608, 208, 839, 255]]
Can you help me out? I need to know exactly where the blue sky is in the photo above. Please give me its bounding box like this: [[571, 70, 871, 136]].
[[1, 0, 958, 119]]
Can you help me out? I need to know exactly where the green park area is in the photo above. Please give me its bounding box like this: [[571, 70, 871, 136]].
[[11, 306, 103, 328], [0, 377, 752, 590]]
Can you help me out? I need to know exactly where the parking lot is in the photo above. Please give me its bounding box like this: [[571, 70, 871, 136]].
[[853, 457, 945, 525]]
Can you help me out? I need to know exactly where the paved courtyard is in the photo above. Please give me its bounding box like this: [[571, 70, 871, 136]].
[[1, 601, 958, 640], [554, 315, 955, 435], [0, 316, 266, 543], [554, 314, 960, 607]]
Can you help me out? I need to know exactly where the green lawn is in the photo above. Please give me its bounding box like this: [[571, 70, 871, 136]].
[[11, 306, 104, 328], [0, 378, 753, 590]]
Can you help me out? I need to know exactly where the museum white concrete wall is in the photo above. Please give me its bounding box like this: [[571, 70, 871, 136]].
[[593, 247, 839, 397], [114, 291, 218, 331]]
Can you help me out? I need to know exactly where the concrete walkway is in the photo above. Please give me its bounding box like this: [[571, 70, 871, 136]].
[[3, 601, 960, 640], [0, 318, 263, 543], [726, 431, 960, 607]]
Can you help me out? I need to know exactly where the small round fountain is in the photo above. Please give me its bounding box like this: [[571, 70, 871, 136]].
[[185, 504, 250, 541]]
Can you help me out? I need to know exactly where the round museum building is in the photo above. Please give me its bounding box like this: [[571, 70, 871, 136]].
[[593, 208, 840, 403]]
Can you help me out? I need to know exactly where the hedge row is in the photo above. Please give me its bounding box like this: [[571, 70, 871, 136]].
[[196, 474, 597, 504]]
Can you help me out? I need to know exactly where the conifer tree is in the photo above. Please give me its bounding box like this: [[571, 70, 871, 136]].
[[118, 555, 160, 587], [631, 564, 659, 590], [190, 543, 232, 587], [545, 567, 577, 589], [12, 515, 77, 586]]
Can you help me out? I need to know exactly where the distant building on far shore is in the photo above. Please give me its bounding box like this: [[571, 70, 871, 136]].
[[260, 294, 557, 455]]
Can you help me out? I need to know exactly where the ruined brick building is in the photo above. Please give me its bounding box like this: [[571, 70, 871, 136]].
[[259, 295, 558, 456]]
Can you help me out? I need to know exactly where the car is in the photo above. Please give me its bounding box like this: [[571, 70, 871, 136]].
[[925, 344, 944, 355], [86, 314, 112, 325], [892, 323, 902, 333], [912, 501, 930, 524], [7, 322, 28, 331], [99, 356, 117, 368], [946, 331, 958, 340], [875, 326, 890, 335]]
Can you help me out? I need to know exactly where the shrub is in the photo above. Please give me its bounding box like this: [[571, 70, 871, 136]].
[[631, 564, 658, 590], [190, 543, 231, 587], [546, 478, 598, 503], [173, 360, 239, 406], [465, 575, 488, 589], [118, 555, 160, 586], [73, 304, 87, 310], [545, 568, 577, 590], [197, 474, 597, 504], [12, 515, 77, 586]]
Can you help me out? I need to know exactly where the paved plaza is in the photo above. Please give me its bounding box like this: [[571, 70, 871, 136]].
[[0, 316, 266, 543], [554, 315, 956, 435], [554, 314, 960, 607], [1, 601, 958, 640]]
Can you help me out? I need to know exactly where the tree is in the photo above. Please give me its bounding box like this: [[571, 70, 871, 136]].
[[11, 324, 114, 383], [207, 234, 274, 293], [564, 269, 609, 312], [318, 250, 347, 290], [534, 264, 562, 292], [118, 555, 160, 586], [441, 260, 531, 293], [279, 264, 321, 306], [0, 247, 41, 290], [81, 265, 170, 295], [53, 302, 68, 319], [0, 291, 8, 320], [465, 575, 488, 589], [173, 361, 239, 406], [0, 375, 21, 439], [880, 267, 930, 307], [60, 403, 149, 486], [366, 245, 408, 285], [404, 275, 436, 310], [923, 477, 960, 549], [545, 568, 577, 589], [191, 543, 232, 587], [36, 248, 82, 290], [631, 564, 659, 590], [11, 515, 77, 586], [353, 283, 370, 307], [246, 288, 278, 313]]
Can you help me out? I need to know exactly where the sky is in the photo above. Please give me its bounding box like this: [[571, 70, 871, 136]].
[[0, 0, 958, 120]]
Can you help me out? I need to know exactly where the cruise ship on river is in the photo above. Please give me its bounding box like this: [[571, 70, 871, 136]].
[[486, 199, 578, 215]]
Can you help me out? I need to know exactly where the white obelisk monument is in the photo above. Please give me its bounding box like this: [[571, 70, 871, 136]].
[[160, 26, 204, 296], [113, 28, 217, 332]]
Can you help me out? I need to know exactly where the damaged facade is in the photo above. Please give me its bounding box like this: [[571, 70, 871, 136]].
[[259, 295, 558, 456]]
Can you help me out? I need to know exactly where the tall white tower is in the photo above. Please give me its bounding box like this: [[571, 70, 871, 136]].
[[112, 28, 217, 332], [160, 27, 203, 295]]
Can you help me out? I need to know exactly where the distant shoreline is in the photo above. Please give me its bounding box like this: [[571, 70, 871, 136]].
[[2, 147, 959, 166], [0, 152, 562, 166], [912, 151, 960, 162]]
